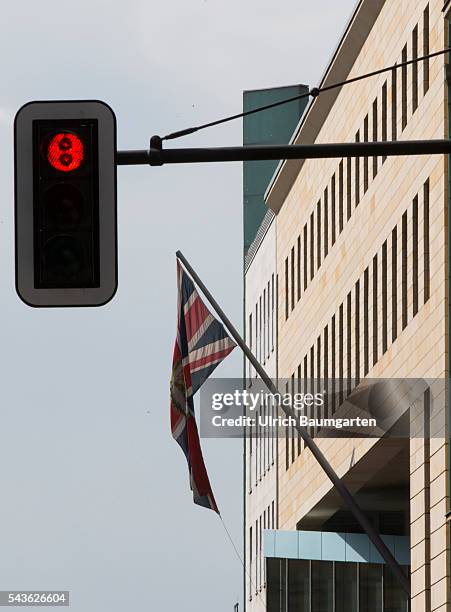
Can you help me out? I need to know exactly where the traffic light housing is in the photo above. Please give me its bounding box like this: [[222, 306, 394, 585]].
[[15, 100, 117, 307]]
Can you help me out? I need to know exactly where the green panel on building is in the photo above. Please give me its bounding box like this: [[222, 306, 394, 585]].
[[243, 84, 309, 254]]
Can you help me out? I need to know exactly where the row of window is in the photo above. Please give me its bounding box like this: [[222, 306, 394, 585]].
[[248, 399, 276, 492], [284, 3, 431, 321], [266, 558, 408, 612], [286, 179, 431, 469], [249, 500, 276, 600], [249, 273, 276, 379]]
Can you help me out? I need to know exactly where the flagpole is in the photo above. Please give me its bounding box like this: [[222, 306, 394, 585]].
[[175, 250, 410, 597]]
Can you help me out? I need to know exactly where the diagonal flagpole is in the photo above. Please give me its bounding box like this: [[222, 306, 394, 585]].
[[175, 250, 410, 597]]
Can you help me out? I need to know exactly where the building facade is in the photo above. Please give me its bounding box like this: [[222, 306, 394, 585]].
[[243, 85, 309, 612], [244, 0, 450, 610]]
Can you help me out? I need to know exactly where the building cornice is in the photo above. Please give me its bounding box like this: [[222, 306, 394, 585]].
[[265, 0, 386, 214]]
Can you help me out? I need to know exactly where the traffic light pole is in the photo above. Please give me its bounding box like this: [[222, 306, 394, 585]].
[[116, 136, 451, 166]]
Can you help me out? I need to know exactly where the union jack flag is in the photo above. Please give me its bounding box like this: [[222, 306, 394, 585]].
[[170, 260, 236, 513]]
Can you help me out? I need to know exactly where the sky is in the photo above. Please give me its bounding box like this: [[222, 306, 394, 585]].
[[0, 2, 356, 611]]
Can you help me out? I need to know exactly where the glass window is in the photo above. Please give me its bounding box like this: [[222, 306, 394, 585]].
[[311, 560, 333, 612], [383, 565, 409, 612], [359, 563, 383, 612], [335, 562, 358, 612], [288, 559, 310, 612], [267, 558, 282, 612]]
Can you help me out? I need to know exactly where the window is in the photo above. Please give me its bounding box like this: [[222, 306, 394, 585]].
[[324, 325, 329, 418], [255, 519, 258, 591], [391, 67, 397, 141], [291, 374, 295, 464], [255, 303, 258, 376], [339, 303, 344, 405], [355, 281, 360, 386], [401, 45, 407, 130], [423, 5, 430, 94], [259, 516, 262, 590], [310, 345, 315, 438], [310, 213, 315, 280], [392, 228, 398, 342], [288, 560, 310, 612], [402, 211, 407, 329], [263, 288, 266, 363], [382, 241, 388, 353], [424, 179, 430, 302], [324, 187, 329, 258], [271, 273, 275, 351], [317, 200, 321, 270], [285, 393, 289, 471], [297, 235, 301, 301], [372, 99, 378, 178], [363, 116, 369, 193], [382, 81, 388, 163], [316, 336, 321, 430], [331, 174, 336, 245], [336, 563, 358, 612], [412, 25, 419, 112], [364, 267, 369, 375], [359, 564, 383, 612], [248, 312, 253, 381], [263, 399, 267, 470], [249, 526, 252, 600], [372, 255, 378, 366], [413, 196, 419, 316], [339, 161, 344, 232], [297, 364, 302, 456], [312, 561, 334, 612], [267, 559, 281, 612], [284, 257, 289, 320], [259, 295, 262, 362], [347, 292, 352, 396], [303, 224, 308, 290], [291, 247, 295, 311], [331, 315, 336, 414], [355, 131, 360, 207], [384, 565, 409, 612], [347, 158, 352, 220], [267, 280, 271, 359]]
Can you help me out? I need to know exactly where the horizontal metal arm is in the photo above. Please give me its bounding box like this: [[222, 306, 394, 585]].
[[116, 138, 451, 166]]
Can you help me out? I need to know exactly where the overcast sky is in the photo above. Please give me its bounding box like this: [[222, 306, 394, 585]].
[[0, 2, 356, 611]]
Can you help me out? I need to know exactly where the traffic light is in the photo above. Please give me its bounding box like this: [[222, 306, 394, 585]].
[[15, 100, 117, 307]]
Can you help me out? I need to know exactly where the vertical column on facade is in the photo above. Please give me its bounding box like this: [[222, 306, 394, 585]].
[[410, 387, 430, 612], [428, 384, 448, 610]]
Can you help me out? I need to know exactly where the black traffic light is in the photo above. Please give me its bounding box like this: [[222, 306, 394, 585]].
[[15, 100, 117, 307]]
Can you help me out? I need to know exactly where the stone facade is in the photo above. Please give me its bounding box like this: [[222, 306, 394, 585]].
[[250, 0, 450, 609]]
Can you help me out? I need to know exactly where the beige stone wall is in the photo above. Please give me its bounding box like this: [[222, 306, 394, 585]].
[[272, 0, 449, 609]]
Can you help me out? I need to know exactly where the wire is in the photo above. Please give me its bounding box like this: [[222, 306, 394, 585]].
[[162, 47, 450, 141], [219, 515, 267, 610]]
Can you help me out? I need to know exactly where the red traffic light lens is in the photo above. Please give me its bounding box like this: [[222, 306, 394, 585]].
[[47, 132, 84, 172]]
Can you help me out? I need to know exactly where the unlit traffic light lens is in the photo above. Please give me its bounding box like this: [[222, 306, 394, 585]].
[[42, 235, 85, 279], [43, 183, 85, 228], [47, 132, 84, 172]]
